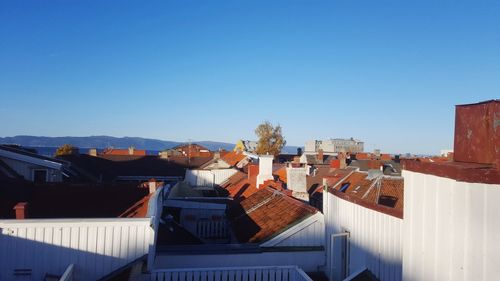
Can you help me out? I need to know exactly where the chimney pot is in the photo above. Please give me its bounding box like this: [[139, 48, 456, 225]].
[[13, 202, 28, 219]]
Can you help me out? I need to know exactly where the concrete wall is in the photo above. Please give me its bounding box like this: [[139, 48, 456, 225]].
[[324, 191, 403, 281], [402, 170, 500, 281], [0, 218, 153, 281]]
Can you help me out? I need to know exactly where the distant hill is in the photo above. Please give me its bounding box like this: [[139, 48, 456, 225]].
[[0, 135, 300, 154]]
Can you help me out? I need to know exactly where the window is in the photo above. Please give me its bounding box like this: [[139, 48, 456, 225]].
[[33, 169, 47, 183], [339, 183, 350, 193], [378, 195, 398, 208]]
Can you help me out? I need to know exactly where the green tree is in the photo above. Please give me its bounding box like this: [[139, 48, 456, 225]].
[[55, 144, 78, 156], [254, 121, 286, 156]]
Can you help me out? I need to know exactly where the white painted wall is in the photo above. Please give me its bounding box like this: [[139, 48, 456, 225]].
[[154, 251, 324, 272], [257, 155, 274, 187], [1, 157, 62, 182], [323, 191, 403, 281], [185, 169, 238, 187], [0, 218, 153, 281], [402, 170, 500, 281]]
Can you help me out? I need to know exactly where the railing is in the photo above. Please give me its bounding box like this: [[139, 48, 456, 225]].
[[196, 219, 230, 240], [151, 265, 313, 281], [59, 264, 74, 281]]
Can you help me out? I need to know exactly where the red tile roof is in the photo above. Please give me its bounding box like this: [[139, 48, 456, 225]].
[[119, 193, 153, 218], [328, 170, 404, 217], [221, 151, 247, 167], [228, 187, 318, 243], [102, 148, 146, 156]]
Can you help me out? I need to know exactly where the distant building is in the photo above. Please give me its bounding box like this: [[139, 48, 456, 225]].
[[0, 145, 65, 183], [305, 138, 364, 154], [440, 148, 453, 157], [100, 146, 146, 156], [159, 143, 212, 158], [234, 140, 258, 153]]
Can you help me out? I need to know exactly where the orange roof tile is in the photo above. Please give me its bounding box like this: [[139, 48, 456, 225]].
[[119, 193, 153, 218], [102, 148, 146, 156], [228, 187, 317, 243], [329, 170, 404, 212], [221, 151, 247, 166]]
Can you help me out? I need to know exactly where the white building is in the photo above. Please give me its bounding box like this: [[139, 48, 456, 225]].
[[305, 138, 364, 155]]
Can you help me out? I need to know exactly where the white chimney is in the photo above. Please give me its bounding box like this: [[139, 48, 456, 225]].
[[256, 155, 274, 188], [286, 165, 309, 202], [149, 180, 157, 194]]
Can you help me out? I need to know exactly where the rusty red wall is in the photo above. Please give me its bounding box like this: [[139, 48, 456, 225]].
[[330, 159, 340, 169], [454, 100, 499, 166]]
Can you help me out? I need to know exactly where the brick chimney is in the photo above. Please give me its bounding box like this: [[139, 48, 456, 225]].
[[317, 149, 324, 163], [248, 163, 259, 180], [13, 202, 28, 219], [256, 155, 274, 188]]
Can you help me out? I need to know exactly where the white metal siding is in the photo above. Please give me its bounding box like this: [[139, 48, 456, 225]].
[[402, 170, 500, 281], [324, 191, 403, 281], [0, 218, 153, 281], [185, 169, 238, 187]]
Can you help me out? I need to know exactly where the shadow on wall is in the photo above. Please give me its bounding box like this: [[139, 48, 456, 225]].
[[329, 238, 402, 281], [0, 225, 149, 281]]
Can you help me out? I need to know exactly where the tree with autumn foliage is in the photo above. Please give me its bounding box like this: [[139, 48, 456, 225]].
[[55, 144, 78, 156], [254, 121, 286, 156]]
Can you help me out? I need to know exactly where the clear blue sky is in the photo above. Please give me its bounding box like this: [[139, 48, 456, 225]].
[[0, 0, 498, 154]]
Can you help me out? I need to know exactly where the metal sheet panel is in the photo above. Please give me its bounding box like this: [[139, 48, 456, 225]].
[[402, 170, 500, 281], [0, 218, 152, 281], [454, 100, 500, 165], [324, 191, 403, 281]]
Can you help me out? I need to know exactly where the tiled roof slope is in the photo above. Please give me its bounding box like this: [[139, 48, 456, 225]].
[[221, 151, 247, 167], [228, 187, 317, 243], [119, 193, 153, 218], [329, 170, 404, 214], [220, 170, 247, 189]]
